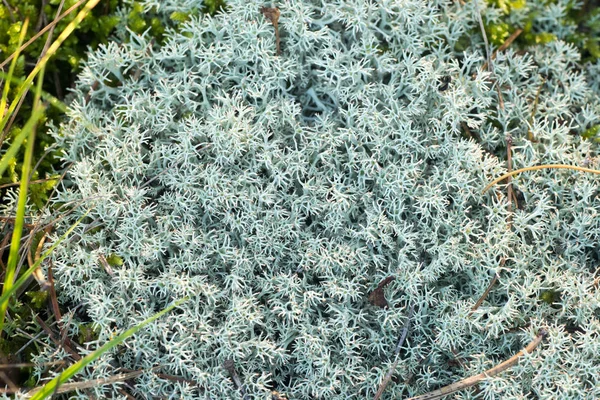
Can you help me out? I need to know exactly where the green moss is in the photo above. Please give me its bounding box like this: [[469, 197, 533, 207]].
[[106, 253, 124, 267], [581, 124, 600, 141], [78, 323, 100, 343], [202, 0, 227, 15], [566, 7, 600, 62], [486, 22, 512, 46], [25, 291, 48, 310], [0, 0, 123, 211], [126, 2, 167, 43], [484, 0, 598, 62], [539, 289, 561, 306]]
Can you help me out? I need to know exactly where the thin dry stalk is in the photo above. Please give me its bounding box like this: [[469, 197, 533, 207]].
[[483, 164, 600, 193], [373, 304, 415, 400], [223, 359, 249, 400], [0, 0, 86, 69], [481, 29, 523, 71], [34, 315, 81, 361], [527, 77, 546, 142], [407, 329, 548, 400], [0, 360, 66, 369], [24, 368, 151, 397], [469, 270, 501, 315], [0, 178, 57, 190]]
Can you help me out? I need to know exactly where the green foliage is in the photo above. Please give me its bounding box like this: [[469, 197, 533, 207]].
[[566, 6, 600, 62], [484, 0, 599, 60], [25, 291, 48, 309], [106, 253, 124, 267], [0, 0, 122, 211], [202, 0, 227, 15], [127, 1, 164, 40], [582, 124, 600, 141]]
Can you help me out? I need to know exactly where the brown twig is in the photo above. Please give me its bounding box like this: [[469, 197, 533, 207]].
[[156, 372, 198, 386], [34, 315, 81, 361], [97, 253, 115, 276], [480, 29, 523, 72], [527, 77, 546, 142], [35, 0, 51, 32], [53, 69, 64, 99], [24, 368, 152, 397], [505, 134, 517, 210], [373, 303, 415, 400], [483, 164, 600, 193], [0, 370, 18, 393], [469, 262, 502, 315], [0, 177, 59, 190], [261, 7, 281, 55], [407, 329, 548, 400], [368, 276, 395, 309], [84, 80, 100, 105], [223, 359, 249, 400]]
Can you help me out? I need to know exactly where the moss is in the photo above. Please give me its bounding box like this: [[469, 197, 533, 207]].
[[0, 0, 123, 211], [202, 0, 227, 15], [106, 253, 124, 267], [483, 0, 599, 62]]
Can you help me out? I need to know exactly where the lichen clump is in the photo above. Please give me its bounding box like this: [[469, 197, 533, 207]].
[[42, 0, 600, 398]]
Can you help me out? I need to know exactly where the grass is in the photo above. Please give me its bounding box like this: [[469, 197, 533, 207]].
[[0, 0, 183, 397]]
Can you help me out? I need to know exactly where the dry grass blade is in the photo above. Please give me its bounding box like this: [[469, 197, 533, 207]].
[[26, 298, 186, 400], [24, 368, 154, 397], [483, 164, 600, 193], [0, 0, 101, 135], [373, 304, 415, 400], [0, 0, 87, 70], [0, 361, 66, 370], [407, 329, 548, 400], [261, 7, 281, 55], [481, 28, 523, 71], [470, 258, 506, 317]]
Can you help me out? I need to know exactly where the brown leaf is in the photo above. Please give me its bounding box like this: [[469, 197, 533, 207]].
[[260, 7, 280, 24], [368, 276, 395, 308]]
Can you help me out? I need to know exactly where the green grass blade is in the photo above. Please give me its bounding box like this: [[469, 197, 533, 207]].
[[0, 0, 101, 134], [0, 71, 67, 113], [28, 298, 188, 400], [0, 0, 87, 71], [0, 208, 91, 309], [0, 68, 46, 333], [0, 18, 29, 125], [0, 106, 45, 178]]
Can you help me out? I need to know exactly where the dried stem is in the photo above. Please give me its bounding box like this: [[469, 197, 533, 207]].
[[373, 304, 415, 400], [223, 359, 249, 400], [483, 164, 600, 193], [407, 329, 548, 400], [24, 368, 152, 397], [527, 77, 546, 142], [470, 267, 501, 315], [481, 28, 523, 71]]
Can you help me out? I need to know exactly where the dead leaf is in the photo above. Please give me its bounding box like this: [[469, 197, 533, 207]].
[[368, 276, 395, 308]]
